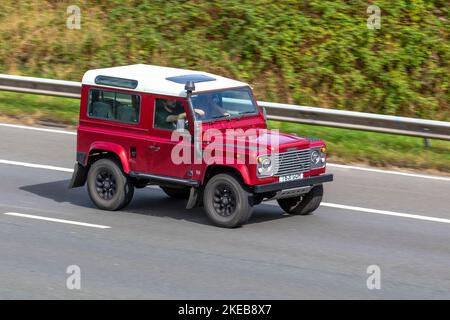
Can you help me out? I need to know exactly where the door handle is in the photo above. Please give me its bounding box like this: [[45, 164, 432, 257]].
[[149, 145, 160, 151]]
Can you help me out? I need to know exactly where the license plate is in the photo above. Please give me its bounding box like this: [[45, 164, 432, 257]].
[[279, 173, 303, 182]]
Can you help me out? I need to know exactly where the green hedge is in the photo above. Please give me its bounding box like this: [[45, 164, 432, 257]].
[[0, 0, 448, 120]]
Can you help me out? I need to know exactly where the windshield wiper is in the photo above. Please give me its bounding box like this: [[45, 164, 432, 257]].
[[236, 111, 257, 119], [209, 114, 231, 121], [238, 111, 256, 116]]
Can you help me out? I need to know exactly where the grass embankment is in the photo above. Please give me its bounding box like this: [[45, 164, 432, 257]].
[[0, 1, 449, 120], [0, 1, 449, 172], [0, 92, 79, 125], [1, 91, 448, 173]]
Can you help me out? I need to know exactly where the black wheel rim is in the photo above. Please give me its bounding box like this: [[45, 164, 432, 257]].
[[95, 169, 117, 200], [213, 184, 237, 217]]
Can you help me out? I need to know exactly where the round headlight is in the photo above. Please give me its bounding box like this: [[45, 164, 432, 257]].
[[311, 150, 320, 164], [257, 155, 275, 177], [262, 158, 272, 169]]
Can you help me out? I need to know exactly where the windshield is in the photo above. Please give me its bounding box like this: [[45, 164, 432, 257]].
[[190, 87, 258, 121]]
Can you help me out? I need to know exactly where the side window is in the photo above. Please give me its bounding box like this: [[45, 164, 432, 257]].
[[88, 89, 140, 124], [154, 98, 184, 131]]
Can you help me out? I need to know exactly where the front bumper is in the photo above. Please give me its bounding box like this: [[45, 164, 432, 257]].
[[253, 173, 334, 194]]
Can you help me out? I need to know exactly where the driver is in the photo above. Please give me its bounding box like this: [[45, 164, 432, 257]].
[[156, 99, 205, 130], [193, 94, 230, 119]]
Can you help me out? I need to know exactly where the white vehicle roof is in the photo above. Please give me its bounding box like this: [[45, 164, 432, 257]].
[[82, 64, 250, 97]]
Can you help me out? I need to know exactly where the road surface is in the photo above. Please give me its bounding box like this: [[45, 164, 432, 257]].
[[0, 123, 449, 299]]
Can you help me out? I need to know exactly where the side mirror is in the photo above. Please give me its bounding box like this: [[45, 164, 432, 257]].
[[262, 106, 268, 121]]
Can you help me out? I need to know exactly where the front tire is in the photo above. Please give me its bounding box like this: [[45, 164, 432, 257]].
[[277, 185, 323, 215], [203, 173, 253, 228], [87, 158, 134, 211]]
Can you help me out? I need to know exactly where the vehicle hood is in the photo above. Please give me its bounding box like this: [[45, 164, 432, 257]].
[[203, 128, 313, 152]]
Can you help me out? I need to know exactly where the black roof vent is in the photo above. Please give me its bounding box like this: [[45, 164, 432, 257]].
[[166, 74, 216, 84]]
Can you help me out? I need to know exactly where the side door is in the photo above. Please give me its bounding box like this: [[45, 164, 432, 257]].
[[147, 95, 194, 180]]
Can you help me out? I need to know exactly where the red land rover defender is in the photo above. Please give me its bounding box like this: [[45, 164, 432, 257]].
[[70, 64, 333, 228]]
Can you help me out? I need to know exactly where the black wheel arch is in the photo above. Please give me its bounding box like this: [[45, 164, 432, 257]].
[[69, 150, 125, 188], [203, 165, 247, 188]]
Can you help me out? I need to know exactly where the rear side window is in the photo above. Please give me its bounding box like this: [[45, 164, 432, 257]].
[[87, 89, 141, 124]]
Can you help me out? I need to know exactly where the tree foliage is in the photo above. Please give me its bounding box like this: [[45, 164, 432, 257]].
[[0, 0, 448, 120]]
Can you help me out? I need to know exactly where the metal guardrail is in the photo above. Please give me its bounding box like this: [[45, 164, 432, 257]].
[[260, 101, 450, 140], [1, 74, 449, 140], [0, 74, 81, 98]]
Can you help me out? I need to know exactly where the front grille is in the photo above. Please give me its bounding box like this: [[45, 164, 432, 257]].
[[274, 148, 311, 177]]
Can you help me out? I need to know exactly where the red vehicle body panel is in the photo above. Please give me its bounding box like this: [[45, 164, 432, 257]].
[[77, 84, 328, 187]]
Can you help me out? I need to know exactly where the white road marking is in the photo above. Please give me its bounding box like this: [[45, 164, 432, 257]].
[[0, 123, 76, 135], [327, 163, 450, 182], [0, 159, 73, 172], [1, 122, 448, 181], [321, 202, 450, 225], [0, 158, 447, 226], [3, 212, 111, 229]]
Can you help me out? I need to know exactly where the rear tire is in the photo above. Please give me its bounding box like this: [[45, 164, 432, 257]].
[[87, 158, 134, 211], [277, 185, 323, 215], [160, 186, 190, 199], [203, 173, 253, 228]]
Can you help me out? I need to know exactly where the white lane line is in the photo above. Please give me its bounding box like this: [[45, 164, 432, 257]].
[[3, 212, 111, 229], [327, 163, 450, 182], [0, 159, 73, 172], [321, 202, 450, 224], [0, 123, 76, 135], [0, 159, 447, 226], [1, 122, 448, 182]]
